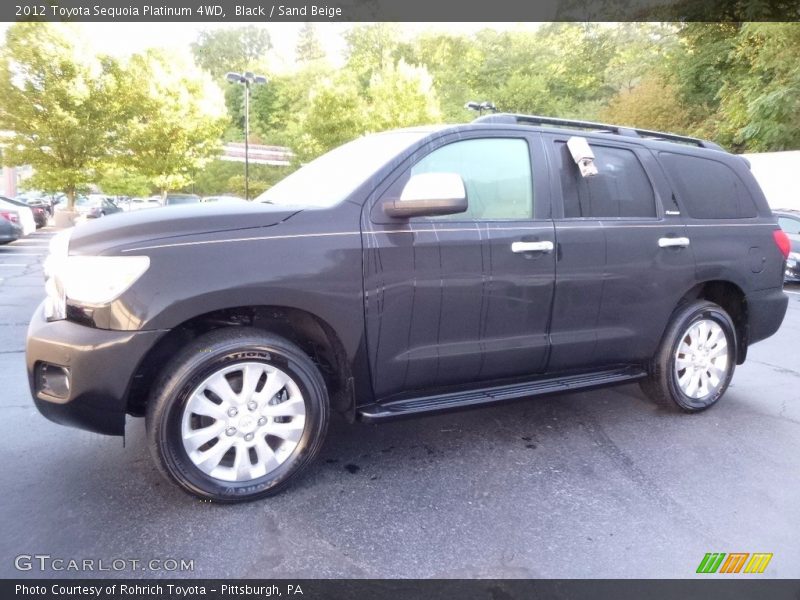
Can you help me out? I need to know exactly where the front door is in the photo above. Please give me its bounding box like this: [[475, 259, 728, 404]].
[[363, 132, 556, 400]]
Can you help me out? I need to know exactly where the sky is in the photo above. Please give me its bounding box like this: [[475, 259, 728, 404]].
[[0, 22, 541, 71]]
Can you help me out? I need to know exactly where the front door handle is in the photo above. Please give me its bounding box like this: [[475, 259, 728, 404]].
[[512, 240, 554, 254], [658, 237, 690, 248]]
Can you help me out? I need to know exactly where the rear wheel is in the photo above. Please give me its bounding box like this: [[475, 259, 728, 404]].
[[146, 328, 329, 502], [640, 300, 736, 412]]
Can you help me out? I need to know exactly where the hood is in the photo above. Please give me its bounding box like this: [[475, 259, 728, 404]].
[[68, 202, 302, 255]]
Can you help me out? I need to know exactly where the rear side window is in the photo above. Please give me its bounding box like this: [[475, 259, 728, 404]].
[[556, 142, 656, 218], [410, 138, 533, 220], [659, 153, 758, 219]]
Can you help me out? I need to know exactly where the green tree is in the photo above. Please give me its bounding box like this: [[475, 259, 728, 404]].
[[0, 23, 130, 207], [604, 23, 679, 93], [669, 22, 741, 140], [718, 23, 800, 151], [97, 167, 151, 197], [294, 74, 368, 160], [123, 50, 227, 195], [296, 23, 325, 63], [405, 32, 485, 121], [366, 60, 441, 131], [187, 159, 293, 196], [344, 24, 401, 89], [191, 26, 272, 80], [600, 75, 693, 133]]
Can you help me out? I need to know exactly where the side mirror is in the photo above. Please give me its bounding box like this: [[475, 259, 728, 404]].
[[383, 173, 468, 218]]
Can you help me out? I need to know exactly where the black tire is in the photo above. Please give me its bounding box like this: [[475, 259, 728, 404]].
[[640, 300, 737, 412], [146, 327, 329, 503]]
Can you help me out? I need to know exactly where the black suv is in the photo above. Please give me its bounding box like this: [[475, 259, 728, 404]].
[[27, 114, 790, 502]]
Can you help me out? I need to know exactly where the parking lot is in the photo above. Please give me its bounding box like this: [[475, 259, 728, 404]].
[[0, 228, 798, 579]]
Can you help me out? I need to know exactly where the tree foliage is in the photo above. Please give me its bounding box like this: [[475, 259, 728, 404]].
[[3, 22, 800, 204], [123, 50, 227, 195], [600, 75, 693, 133], [97, 167, 151, 197], [190, 26, 272, 81], [0, 23, 130, 205], [186, 159, 291, 197], [366, 60, 440, 132], [296, 23, 326, 63], [718, 23, 800, 151]]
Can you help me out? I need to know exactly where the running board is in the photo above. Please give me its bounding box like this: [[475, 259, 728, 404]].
[[358, 367, 647, 423]]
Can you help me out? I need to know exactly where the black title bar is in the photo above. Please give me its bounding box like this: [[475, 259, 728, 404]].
[[5, 579, 800, 600], [6, 0, 800, 22]]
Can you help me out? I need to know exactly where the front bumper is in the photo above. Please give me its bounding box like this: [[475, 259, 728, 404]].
[[26, 302, 165, 435]]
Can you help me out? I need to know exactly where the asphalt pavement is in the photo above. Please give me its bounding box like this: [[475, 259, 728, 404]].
[[1, 227, 798, 579]]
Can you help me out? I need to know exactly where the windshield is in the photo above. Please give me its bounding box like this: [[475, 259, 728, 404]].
[[256, 130, 432, 208]]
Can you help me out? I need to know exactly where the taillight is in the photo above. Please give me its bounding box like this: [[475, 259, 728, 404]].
[[0, 211, 18, 223], [773, 229, 791, 260]]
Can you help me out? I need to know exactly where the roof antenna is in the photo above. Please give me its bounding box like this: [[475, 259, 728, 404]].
[[465, 101, 497, 116]]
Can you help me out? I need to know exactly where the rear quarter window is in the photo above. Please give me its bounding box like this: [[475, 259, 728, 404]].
[[659, 152, 758, 219]]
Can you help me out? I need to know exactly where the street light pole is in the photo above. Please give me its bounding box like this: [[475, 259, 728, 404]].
[[226, 71, 268, 200], [244, 79, 249, 200]]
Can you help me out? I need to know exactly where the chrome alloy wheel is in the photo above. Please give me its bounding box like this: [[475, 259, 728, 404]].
[[180, 362, 306, 482], [674, 318, 729, 400]]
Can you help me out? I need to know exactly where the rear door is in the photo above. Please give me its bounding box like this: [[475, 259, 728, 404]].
[[544, 135, 697, 370], [363, 131, 556, 400]]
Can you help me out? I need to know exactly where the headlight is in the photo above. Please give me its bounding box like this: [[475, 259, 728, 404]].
[[60, 255, 150, 305], [43, 229, 150, 321], [43, 230, 72, 321]]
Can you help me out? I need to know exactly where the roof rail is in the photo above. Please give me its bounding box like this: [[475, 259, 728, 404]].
[[474, 113, 724, 151]]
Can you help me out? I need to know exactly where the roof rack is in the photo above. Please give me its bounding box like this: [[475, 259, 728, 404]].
[[473, 113, 724, 151]]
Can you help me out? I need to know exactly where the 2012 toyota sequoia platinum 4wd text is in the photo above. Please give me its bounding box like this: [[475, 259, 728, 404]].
[[27, 114, 791, 502]]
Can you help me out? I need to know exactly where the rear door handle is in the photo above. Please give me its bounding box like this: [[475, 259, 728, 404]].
[[511, 241, 554, 254], [658, 237, 690, 248]]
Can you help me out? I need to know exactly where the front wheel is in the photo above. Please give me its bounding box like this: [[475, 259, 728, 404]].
[[146, 328, 329, 502], [640, 300, 736, 412]]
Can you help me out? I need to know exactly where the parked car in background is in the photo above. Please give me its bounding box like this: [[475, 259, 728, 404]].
[[0, 197, 35, 236], [14, 196, 50, 228], [163, 193, 201, 206], [75, 195, 123, 219], [16, 191, 53, 215], [0, 205, 23, 244], [775, 209, 800, 282], [112, 197, 131, 212], [202, 195, 247, 204], [128, 197, 162, 211]]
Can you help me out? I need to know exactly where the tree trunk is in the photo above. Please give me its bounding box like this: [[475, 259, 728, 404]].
[[55, 186, 78, 228]]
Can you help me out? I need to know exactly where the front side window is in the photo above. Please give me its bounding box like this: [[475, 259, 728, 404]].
[[409, 138, 533, 220], [556, 142, 657, 219]]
